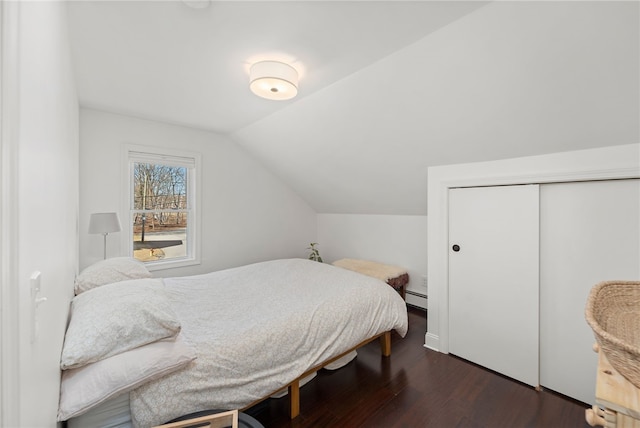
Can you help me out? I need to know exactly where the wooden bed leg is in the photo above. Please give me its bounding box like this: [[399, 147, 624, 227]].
[[288, 380, 300, 419], [380, 331, 391, 357]]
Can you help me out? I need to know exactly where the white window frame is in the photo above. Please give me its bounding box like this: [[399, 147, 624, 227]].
[[122, 144, 201, 271]]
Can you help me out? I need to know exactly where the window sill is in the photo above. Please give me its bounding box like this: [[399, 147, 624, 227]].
[[144, 257, 201, 272]]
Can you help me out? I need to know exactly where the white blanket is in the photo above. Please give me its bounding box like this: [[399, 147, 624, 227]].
[[130, 258, 408, 427]]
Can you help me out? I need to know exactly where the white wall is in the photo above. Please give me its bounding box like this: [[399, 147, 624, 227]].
[[426, 144, 640, 353], [79, 109, 317, 275], [317, 214, 427, 308], [232, 1, 638, 215], [1, 1, 79, 426]]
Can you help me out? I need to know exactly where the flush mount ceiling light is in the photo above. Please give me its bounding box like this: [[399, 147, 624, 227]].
[[249, 61, 298, 101]]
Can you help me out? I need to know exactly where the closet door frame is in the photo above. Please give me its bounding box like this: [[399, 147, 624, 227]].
[[425, 145, 640, 354]]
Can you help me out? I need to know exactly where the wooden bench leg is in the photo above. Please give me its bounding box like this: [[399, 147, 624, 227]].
[[288, 380, 300, 419], [380, 331, 391, 357]]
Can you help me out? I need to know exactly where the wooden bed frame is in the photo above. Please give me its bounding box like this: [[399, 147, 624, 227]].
[[241, 331, 392, 419]]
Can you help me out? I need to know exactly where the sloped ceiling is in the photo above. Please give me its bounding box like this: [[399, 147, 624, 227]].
[[67, 1, 639, 215]]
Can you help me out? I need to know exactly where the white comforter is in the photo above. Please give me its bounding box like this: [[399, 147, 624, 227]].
[[130, 258, 408, 427]]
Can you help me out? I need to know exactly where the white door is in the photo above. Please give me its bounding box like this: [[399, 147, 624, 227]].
[[539, 179, 640, 404], [449, 185, 539, 387]]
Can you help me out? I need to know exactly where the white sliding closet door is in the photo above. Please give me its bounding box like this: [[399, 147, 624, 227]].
[[449, 185, 539, 387], [539, 179, 640, 404]]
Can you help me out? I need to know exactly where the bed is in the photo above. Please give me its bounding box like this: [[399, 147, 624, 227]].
[[58, 258, 408, 428]]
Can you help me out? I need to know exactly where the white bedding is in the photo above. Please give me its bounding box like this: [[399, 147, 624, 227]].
[[130, 258, 408, 427]]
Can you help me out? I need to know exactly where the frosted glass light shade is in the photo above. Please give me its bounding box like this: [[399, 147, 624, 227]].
[[249, 61, 298, 101], [89, 212, 121, 234]]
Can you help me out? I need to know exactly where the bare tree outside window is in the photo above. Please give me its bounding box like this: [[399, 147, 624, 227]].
[[132, 162, 189, 262]]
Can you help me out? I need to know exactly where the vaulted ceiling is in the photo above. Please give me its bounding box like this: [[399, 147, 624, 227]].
[[67, 1, 639, 215]]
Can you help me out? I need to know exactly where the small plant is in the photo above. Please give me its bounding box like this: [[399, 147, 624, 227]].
[[307, 242, 323, 263]]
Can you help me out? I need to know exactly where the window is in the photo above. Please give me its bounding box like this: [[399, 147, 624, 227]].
[[124, 145, 201, 270]]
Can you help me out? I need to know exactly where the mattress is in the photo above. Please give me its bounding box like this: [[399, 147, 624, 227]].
[[131, 259, 407, 427], [67, 392, 132, 428]]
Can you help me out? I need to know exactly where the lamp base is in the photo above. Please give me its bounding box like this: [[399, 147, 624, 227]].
[[102, 233, 108, 259]]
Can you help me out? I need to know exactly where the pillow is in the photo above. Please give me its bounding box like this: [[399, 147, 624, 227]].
[[58, 334, 197, 421], [60, 278, 181, 370], [75, 257, 152, 295]]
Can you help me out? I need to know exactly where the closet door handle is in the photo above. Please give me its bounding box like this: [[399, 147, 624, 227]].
[[452, 244, 461, 252]]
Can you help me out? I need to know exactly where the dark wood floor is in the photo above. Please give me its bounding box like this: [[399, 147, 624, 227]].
[[245, 306, 592, 428]]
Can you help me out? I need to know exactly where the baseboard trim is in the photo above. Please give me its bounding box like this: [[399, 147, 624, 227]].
[[405, 290, 427, 298], [406, 302, 426, 312], [424, 332, 440, 352]]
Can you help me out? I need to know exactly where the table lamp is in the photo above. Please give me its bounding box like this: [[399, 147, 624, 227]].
[[89, 212, 121, 259]]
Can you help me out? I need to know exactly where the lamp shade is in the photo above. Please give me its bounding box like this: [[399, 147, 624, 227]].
[[89, 212, 121, 234], [249, 61, 298, 101]]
